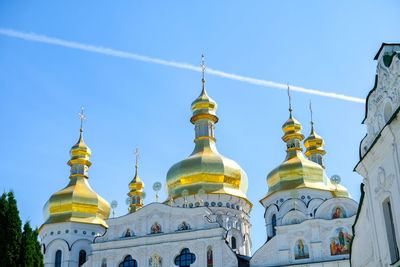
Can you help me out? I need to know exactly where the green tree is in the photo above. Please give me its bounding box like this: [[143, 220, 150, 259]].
[[20, 222, 35, 266], [32, 227, 44, 267], [0, 191, 43, 267], [5, 191, 22, 266], [19, 222, 44, 267], [0, 193, 8, 267]]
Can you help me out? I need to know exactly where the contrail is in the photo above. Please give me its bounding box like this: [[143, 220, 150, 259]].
[[0, 28, 365, 103]]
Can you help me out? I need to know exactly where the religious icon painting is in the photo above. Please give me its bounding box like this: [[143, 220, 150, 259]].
[[150, 222, 162, 234], [207, 246, 213, 267], [294, 239, 309, 260], [331, 206, 346, 219], [124, 229, 132, 237], [149, 254, 162, 267], [178, 221, 190, 231], [330, 227, 352, 255]]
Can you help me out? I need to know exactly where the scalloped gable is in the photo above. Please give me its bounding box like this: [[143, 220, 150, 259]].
[[359, 43, 400, 158]]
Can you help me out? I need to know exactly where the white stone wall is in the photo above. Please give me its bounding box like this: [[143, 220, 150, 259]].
[[171, 194, 252, 256], [90, 202, 239, 267], [261, 189, 357, 240], [360, 44, 400, 157], [252, 187, 357, 266], [352, 43, 400, 267], [39, 222, 106, 267], [251, 217, 355, 267]]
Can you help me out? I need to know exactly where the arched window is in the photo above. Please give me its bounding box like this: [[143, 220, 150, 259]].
[[271, 214, 277, 237], [55, 250, 62, 267], [174, 248, 196, 267], [383, 199, 400, 263], [231, 236, 237, 249], [119, 255, 138, 267], [149, 253, 162, 266], [207, 246, 213, 267], [101, 258, 107, 267], [78, 250, 86, 266]]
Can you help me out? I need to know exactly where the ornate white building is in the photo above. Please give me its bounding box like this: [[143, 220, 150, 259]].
[[351, 43, 400, 266], [39, 59, 358, 267], [251, 104, 357, 267]]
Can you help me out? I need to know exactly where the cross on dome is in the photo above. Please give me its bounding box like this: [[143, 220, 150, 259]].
[[78, 107, 86, 132], [135, 147, 139, 167], [287, 84, 292, 112], [201, 54, 206, 83]]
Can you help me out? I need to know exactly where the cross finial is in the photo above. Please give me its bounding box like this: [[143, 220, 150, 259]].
[[78, 107, 86, 132], [135, 147, 139, 167], [201, 54, 206, 83], [287, 84, 292, 112], [309, 100, 313, 125]]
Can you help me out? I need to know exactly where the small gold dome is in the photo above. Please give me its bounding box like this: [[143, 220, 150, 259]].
[[128, 166, 144, 191], [282, 111, 304, 143], [304, 123, 326, 157], [128, 164, 145, 213], [166, 84, 248, 201], [190, 86, 218, 124], [41, 132, 110, 229], [263, 112, 349, 199]]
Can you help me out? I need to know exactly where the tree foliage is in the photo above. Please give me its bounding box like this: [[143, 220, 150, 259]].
[[0, 191, 43, 267]]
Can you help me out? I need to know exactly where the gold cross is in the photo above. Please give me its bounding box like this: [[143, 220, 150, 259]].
[[78, 107, 86, 132], [309, 100, 313, 123], [287, 84, 292, 112], [201, 54, 206, 82], [135, 147, 139, 166]]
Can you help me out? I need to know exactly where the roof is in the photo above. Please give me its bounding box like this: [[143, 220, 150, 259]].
[[374, 43, 400, 60]]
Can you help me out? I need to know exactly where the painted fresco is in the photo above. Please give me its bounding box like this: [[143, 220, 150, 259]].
[[330, 227, 352, 255], [332, 206, 346, 219], [207, 246, 213, 267], [150, 222, 162, 234], [294, 239, 309, 259], [149, 254, 162, 267]]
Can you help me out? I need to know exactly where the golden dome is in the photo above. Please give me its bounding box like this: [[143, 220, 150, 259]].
[[282, 110, 304, 143], [166, 82, 249, 201], [128, 166, 144, 191], [128, 163, 145, 213], [41, 131, 110, 229], [304, 122, 326, 167], [263, 111, 349, 200], [190, 85, 218, 124]]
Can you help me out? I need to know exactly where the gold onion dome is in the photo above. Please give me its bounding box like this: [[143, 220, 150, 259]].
[[166, 66, 249, 201], [128, 151, 145, 213], [264, 109, 349, 199], [42, 128, 110, 229], [304, 122, 326, 168]]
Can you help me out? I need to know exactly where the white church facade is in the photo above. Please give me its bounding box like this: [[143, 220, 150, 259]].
[[351, 43, 400, 266], [39, 58, 361, 267]]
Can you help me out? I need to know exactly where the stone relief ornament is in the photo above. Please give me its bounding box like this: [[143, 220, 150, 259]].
[[363, 50, 400, 153]]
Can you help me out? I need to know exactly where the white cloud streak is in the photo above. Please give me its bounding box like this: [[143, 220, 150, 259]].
[[0, 28, 365, 103]]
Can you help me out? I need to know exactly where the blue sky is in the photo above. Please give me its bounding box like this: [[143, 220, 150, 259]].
[[0, 1, 399, 253]]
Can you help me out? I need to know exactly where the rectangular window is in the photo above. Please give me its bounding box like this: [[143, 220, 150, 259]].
[[383, 198, 400, 263]]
